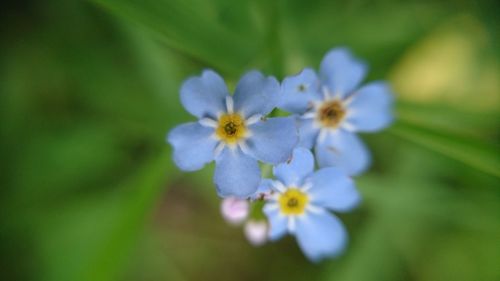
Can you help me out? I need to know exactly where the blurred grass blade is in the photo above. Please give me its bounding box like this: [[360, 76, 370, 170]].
[[389, 119, 500, 178], [396, 100, 499, 139], [39, 150, 173, 281], [85, 150, 173, 281], [91, 0, 262, 73]]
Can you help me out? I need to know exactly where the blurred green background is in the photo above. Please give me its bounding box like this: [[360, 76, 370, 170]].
[[1, 0, 499, 280]]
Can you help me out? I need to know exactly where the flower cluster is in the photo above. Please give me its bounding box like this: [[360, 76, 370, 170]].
[[168, 47, 393, 261]]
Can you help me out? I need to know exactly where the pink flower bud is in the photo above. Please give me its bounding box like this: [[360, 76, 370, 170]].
[[220, 197, 249, 225], [244, 220, 268, 246]]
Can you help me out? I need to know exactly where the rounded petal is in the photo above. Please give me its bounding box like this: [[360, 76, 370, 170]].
[[345, 82, 394, 132], [263, 204, 288, 241], [295, 212, 347, 262], [278, 68, 322, 114], [297, 118, 320, 149], [309, 167, 361, 212], [273, 147, 315, 187], [246, 117, 298, 164], [320, 48, 367, 97], [167, 122, 217, 171], [214, 147, 261, 198], [315, 130, 371, 176], [233, 71, 280, 117], [180, 70, 228, 118]]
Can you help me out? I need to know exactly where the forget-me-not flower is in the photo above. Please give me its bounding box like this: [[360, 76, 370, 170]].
[[278, 48, 394, 175], [261, 147, 361, 261], [168, 70, 298, 198]]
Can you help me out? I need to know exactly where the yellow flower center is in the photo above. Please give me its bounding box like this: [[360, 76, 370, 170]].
[[216, 113, 247, 144], [317, 100, 346, 128], [278, 188, 309, 215]]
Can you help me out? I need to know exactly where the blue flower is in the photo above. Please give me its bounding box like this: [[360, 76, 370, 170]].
[[168, 70, 298, 198], [278, 48, 394, 175], [261, 147, 361, 262]]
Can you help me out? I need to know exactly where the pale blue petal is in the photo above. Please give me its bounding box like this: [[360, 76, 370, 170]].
[[295, 212, 347, 262], [273, 147, 315, 186], [246, 117, 298, 164], [233, 71, 280, 117], [315, 129, 371, 176], [345, 82, 394, 132], [250, 179, 274, 200], [320, 48, 367, 98], [180, 69, 228, 118], [297, 118, 320, 149], [309, 167, 361, 212], [278, 68, 322, 114], [167, 122, 217, 171], [263, 204, 288, 241], [214, 147, 261, 198]]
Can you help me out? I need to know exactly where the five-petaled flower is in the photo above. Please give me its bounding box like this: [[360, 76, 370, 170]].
[[278, 48, 394, 175], [168, 70, 298, 198], [261, 147, 361, 261]]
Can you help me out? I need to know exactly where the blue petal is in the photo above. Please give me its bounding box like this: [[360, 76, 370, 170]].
[[263, 204, 288, 241], [297, 117, 320, 149], [214, 147, 261, 198], [309, 167, 361, 212], [233, 71, 280, 117], [246, 117, 298, 164], [250, 179, 274, 200], [315, 129, 371, 176], [320, 48, 367, 98], [273, 147, 314, 186], [278, 68, 322, 114], [180, 70, 228, 118], [295, 212, 347, 262], [167, 122, 217, 171], [345, 82, 394, 132]]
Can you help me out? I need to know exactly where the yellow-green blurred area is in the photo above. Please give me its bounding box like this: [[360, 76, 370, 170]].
[[1, 0, 499, 280]]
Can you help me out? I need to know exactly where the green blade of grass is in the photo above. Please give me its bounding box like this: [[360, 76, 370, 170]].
[[38, 150, 173, 281], [90, 0, 263, 73], [389, 118, 500, 178]]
